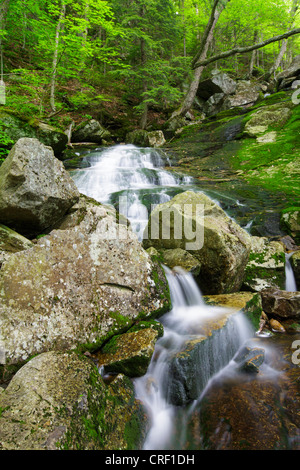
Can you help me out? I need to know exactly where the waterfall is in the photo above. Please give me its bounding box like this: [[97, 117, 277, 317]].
[[70, 144, 256, 450], [285, 252, 297, 291], [71, 144, 193, 240], [134, 267, 254, 450]]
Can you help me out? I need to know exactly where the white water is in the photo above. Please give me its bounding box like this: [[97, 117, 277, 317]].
[[285, 252, 297, 291], [134, 267, 254, 450], [71, 145, 257, 450], [71, 144, 193, 240]]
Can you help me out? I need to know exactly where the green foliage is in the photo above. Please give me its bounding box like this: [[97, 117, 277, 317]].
[[0, 121, 14, 161]]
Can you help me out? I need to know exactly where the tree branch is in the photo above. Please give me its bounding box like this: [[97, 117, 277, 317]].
[[192, 28, 300, 69]]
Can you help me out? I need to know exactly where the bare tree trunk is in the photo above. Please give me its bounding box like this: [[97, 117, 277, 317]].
[[170, 0, 230, 120], [50, 2, 66, 113], [0, 0, 10, 83], [267, 0, 299, 79], [249, 30, 258, 77]]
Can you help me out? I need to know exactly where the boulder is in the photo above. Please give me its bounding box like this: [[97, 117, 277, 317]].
[[197, 71, 237, 101], [233, 345, 265, 374], [261, 288, 300, 319], [0, 109, 68, 157], [242, 236, 286, 292], [280, 207, 300, 244], [224, 80, 261, 108], [0, 138, 80, 238], [94, 327, 159, 377], [143, 190, 252, 294], [0, 195, 170, 371], [72, 119, 111, 144], [148, 130, 166, 148], [0, 351, 147, 450], [126, 129, 150, 147], [244, 103, 292, 138], [160, 248, 201, 276], [276, 55, 300, 90], [291, 251, 300, 288]]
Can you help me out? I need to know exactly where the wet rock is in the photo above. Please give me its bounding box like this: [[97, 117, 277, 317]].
[[187, 335, 300, 450], [233, 345, 265, 373], [242, 236, 286, 292], [261, 288, 300, 319], [0, 138, 80, 238], [269, 318, 286, 333], [0, 195, 170, 371], [94, 328, 159, 377], [0, 351, 147, 450], [143, 190, 252, 295], [166, 292, 260, 406]]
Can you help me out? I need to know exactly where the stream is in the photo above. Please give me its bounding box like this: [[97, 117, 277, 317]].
[[69, 144, 297, 450]]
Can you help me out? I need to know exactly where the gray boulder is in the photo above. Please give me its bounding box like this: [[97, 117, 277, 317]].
[[0, 195, 170, 369], [0, 138, 80, 238], [143, 191, 252, 294], [197, 71, 237, 101]]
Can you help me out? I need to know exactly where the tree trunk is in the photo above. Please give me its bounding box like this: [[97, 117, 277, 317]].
[[267, 0, 299, 79], [50, 2, 66, 113], [170, 0, 230, 120], [0, 0, 10, 83]]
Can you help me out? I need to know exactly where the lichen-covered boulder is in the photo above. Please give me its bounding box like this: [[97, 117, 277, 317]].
[[143, 191, 252, 294], [242, 236, 286, 291], [0, 138, 80, 238], [0, 351, 147, 450], [0, 195, 170, 371]]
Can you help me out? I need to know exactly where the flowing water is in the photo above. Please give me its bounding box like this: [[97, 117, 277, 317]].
[[70, 144, 275, 450], [285, 252, 298, 291]]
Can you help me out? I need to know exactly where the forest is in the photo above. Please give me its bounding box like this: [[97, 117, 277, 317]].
[[0, 0, 300, 144]]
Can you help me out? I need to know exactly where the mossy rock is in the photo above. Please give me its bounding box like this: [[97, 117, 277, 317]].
[[0, 351, 148, 450]]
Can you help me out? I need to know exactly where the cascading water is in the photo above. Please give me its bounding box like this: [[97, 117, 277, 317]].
[[70, 144, 256, 450], [71, 144, 193, 240], [285, 252, 297, 291], [134, 267, 254, 450]]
